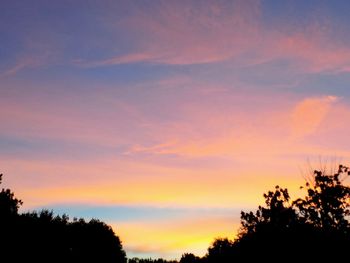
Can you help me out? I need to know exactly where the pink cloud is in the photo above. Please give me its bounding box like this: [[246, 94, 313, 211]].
[[268, 33, 350, 73], [78, 1, 350, 74], [124, 90, 350, 162], [83, 0, 261, 66], [75, 52, 155, 67], [0, 87, 149, 147], [0, 56, 43, 78]]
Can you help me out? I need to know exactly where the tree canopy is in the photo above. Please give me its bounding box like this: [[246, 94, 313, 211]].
[[0, 174, 22, 219], [204, 165, 350, 262], [0, 174, 127, 263]]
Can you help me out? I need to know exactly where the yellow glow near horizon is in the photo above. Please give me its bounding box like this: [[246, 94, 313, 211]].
[[114, 216, 241, 259]]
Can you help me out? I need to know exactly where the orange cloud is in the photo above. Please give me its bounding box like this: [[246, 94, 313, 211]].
[[290, 96, 339, 138]]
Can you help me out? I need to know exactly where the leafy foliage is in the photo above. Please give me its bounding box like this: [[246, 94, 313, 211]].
[[0, 174, 22, 218], [180, 253, 201, 263], [293, 165, 350, 230], [240, 185, 297, 236], [128, 258, 177, 263], [205, 238, 234, 262], [204, 164, 350, 262], [0, 174, 127, 263]]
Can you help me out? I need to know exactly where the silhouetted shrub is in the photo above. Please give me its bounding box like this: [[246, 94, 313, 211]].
[[180, 253, 201, 263], [128, 258, 178, 263]]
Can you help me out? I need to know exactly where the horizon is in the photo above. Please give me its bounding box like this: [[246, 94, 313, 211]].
[[1, 0, 350, 259]]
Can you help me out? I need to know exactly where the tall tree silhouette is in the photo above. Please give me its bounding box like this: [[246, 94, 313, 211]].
[[293, 165, 350, 230], [205, 164, 350, 262], [239, 185, 297, 236]]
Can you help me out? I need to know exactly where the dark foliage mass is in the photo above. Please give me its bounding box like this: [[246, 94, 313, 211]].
[[180, 165, 350, 263], [2, 164, 350, 263], [0, 174, 127, 263], [179, 253, 201, 263], [128, 258, 178, 263]]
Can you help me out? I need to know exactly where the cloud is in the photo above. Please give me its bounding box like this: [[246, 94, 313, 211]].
[[75, 52, 155, 67], [69, 0, 350, 75], [123, 88, 289, 158], [121, 89, 350, 164], [78, 0, 261, 66], [3, 0, 350, 74], [266, 32, 350, 73], [290, 95, 339, 138], [0, 56, 43, 78], [0, 84, 149, 147]]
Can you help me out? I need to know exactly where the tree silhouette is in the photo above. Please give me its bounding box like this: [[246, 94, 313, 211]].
[[0, 173, 127, 263], [205, 238, 234, 263], [240, 185, 297, 236], [180, 253, 201, 263], [293, 165, 350, 230], [0, 174, 22, 219], [232, 186, 301, 261], [128, 258, 177, 263], [205, 164, 350, 262]]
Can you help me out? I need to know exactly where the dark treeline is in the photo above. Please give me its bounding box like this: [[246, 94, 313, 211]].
[[128, 258, 177, 263], [1, 164, 350, 262], [0, 174, 127, 263]]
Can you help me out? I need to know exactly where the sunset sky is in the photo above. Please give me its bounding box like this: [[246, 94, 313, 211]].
[[1, 0, 350, 259]]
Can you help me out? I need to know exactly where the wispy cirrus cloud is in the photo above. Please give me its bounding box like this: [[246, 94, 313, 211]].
[[265, 32, 350, 73], [77, 0, 261, 66], [74, 0, 350, 74], [74, 52, 155, 67], [0, 56, 46, 78], [0, 60, 31, 78], [3, 1, 350, 74]]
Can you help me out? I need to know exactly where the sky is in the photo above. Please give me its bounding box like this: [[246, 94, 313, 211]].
[[1, 0, 350, 259]]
